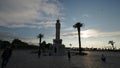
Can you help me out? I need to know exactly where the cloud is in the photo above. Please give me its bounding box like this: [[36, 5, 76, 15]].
[[0, 31, 18, 40], [61, 29, 120, 38], [0, 30, 39, 45], [82, 29, 120, 37], [73, 18, 77, 22], [72, 14, 89, 22], [81, 14, 89, 18], [62, 32, 77, 37], [5, 21, 56, 28], [0, 30, 35, 41], [63, 27, 74, 31], [0, 0, 63, 28]]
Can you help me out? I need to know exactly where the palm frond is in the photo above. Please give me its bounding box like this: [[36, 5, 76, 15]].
[[37, 34, 44, 38], [108, 41, 114, 45], [73, 22, 83, 28]]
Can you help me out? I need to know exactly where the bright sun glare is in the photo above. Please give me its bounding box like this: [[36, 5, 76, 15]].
[[82, 31, 90, 38], [81, 29, 96, 38], [81, 29, 98, 38]]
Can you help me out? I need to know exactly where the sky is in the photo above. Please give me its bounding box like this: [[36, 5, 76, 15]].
[[0, 0, 120, 49]]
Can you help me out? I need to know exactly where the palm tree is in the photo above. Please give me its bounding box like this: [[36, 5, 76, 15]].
[[37, 34, 44, 57], [73, 22, 83, 54], [108, 40, 115, 50], [37, 34, 44, 46]]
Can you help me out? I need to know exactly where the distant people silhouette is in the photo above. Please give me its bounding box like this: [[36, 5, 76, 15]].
[[1, 47, 13, 68], [67, 50, 71, 61], [101, 54, 106, 62]]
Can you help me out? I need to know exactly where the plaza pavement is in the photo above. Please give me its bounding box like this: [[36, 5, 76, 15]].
[[0, 50, 120, 68], [0, 50, 77, 68]]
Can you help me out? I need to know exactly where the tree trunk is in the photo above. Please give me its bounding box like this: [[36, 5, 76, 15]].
[[39, 38, 41, 46], [112, 44, 115, 50], [78, 27, 81, 54], [38, 38, 41, 57]]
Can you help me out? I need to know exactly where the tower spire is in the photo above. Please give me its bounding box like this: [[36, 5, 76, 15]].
[[56, 19, 60, 39]]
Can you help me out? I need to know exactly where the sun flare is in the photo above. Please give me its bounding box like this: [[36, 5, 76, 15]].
[[81, 29, 97, 38], [82, 31, 90, 38]]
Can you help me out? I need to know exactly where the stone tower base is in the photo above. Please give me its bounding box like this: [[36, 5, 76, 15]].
[[53, 44, 65, 56]]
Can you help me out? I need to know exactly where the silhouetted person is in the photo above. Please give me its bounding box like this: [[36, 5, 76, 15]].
[[101, 54, 106, 62], [1, 47, 13, 68], [54, 47, 57, 53], [38, 49, 41, 58], [67, 50, 71, 61], [49, 50, 52, 56]]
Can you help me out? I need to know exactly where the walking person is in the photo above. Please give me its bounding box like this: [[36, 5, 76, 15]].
[[101, 54, 106, 62], [67, 50, 71, 61], [54, 47, 57, 53], [38, 49, 41, 58], [1, 47, 13, 68]]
